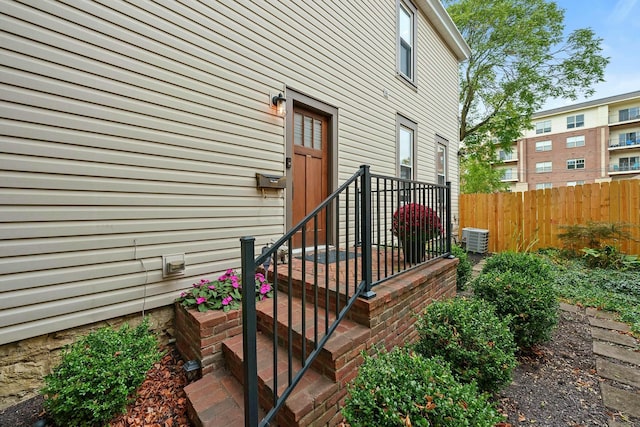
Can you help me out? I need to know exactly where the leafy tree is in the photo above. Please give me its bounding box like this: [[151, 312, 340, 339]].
[[444, 0, 609, 149], [461, 152, 509, 194]]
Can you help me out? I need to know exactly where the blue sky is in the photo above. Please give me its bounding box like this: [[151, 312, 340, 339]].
[[542, 0, 640, 109]]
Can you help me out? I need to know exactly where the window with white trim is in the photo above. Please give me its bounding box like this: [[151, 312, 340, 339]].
[[566, 135, 585, 148], [536, 161, 552, 173], [535, 140, 552, 152], [536, 182, 552, 190], [535, 120, 551, 134], [436, 143, 447, 185], [397, 115, 416, 180], [567, 158, 585, 170], [397, 0, 416, 83], [567, 114, 584, 129]]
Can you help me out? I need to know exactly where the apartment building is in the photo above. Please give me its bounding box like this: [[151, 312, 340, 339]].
[[496, 90, 640, 191]]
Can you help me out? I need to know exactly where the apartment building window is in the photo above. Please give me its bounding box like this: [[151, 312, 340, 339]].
[[397, 0, 416, 83], [619, 107, 640, 122], [501, 168, 515, 180], [567, 181, 584, 186], [566, 135, 585, 148], [618, 132, 638, 146], [616, 156, 640, 171], [498, 149, 514, 161], [536, 182, 552, 190], [567, 114, 584, 129], [535, 140, 552, 152], [536, 161, 552, 173], [535, 120, 551, 134], [567, 158, 585, 170]]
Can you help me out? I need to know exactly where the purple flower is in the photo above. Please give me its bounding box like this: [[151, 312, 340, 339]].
[[232, 278, 240, 289], [226, 268, 234, 275], [260, 283, 271, 295], [255, 273, 266, 282], [222, 296, 233, 306], [200, 278, 210, 285], [196, 297, 206, 305], [208, 285, 216, 290], [180, 291, 187, 298], [218, 274, 227, 281]]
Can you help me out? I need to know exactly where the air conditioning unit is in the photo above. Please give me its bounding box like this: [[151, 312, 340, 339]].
[[461, 228, 489, 254]]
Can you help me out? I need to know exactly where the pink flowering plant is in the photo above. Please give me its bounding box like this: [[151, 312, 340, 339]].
[[176, 269, 273, 312], [391, 203, 443, 242]]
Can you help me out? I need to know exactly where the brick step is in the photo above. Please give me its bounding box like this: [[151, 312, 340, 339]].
[[223, 331, 343, 426], [255, 291, 370, 381], [184, 370, 243, 427]]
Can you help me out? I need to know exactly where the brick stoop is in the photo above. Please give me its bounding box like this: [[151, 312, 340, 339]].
[[178, 257, 457, 427]]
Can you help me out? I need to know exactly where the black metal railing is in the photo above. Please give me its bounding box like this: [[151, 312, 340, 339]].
[[240, 165, 451, 426]]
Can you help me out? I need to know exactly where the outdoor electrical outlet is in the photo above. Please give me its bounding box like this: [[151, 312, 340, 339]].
[[162, 253, 185, 278]]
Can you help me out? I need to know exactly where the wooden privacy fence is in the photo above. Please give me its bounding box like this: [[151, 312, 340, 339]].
[[459, 180, 640, 255]]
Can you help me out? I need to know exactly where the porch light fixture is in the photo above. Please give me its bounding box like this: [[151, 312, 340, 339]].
[[272, 92, 286, 116]]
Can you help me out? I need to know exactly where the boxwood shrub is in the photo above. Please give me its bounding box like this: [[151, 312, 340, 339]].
[[451, 244, 473, 291], [473, 269, 558, 349], [415, 297, 517, 392], [42, 318, 162, 427], [481, 251, 554, 282], [342, 347, 503, 427]]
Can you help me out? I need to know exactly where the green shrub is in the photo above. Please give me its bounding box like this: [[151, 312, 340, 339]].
[[481, 251, 554, 282], [558, 221, 633, 252], [42, 318, 162, 427], [473, 269, 558, 349], [451, 244, 473, 290], [415, 298, 517, 392], [582, 245, 640, 271], [342, 347, 503, 427]]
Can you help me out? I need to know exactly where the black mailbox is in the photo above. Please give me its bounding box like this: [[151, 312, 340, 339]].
[[256, 173, 286, 189]]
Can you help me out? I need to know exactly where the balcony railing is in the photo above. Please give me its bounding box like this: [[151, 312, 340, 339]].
[[240, 165, 451, 426], [609, 164, 640, 172], [609, 138, 640, 148]]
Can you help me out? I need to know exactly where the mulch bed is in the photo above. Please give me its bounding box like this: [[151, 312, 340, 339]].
[[0, 345, 193, 427]]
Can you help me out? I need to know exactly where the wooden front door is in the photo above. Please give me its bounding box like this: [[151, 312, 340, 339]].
[[292, 107, 329, 248]]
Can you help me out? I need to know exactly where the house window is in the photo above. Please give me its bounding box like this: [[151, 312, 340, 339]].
[[536, 161, 552, 173], [618, 107, 640, 122], [567, 158, 585, 170], [535, 120, 551, 134], [566, 136, 585, 148], [535, 140, 552, 152], [536, 182, 552, 190], [567, 114, 584, 129], [397, 115, 417, 180], [567, 181, 584, 186], [436, 144, 447, 185], [397, 0, 416, 83]]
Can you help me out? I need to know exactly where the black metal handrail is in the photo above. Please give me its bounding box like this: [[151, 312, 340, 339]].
[[240, 165, 451, 426]]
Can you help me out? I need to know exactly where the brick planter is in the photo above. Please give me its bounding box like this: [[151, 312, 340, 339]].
[[174, 303, 242, 375]]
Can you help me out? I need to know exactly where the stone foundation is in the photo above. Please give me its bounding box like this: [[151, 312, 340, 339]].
[[0, 306, 174, 411]]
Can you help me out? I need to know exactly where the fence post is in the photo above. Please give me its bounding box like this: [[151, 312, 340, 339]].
[[446, 182, 452, 255], [240, 236, 259, 427], [360, 165, 376, 299]]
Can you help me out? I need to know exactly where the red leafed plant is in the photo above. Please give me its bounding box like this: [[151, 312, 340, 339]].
[[391, 203, 443, 241]]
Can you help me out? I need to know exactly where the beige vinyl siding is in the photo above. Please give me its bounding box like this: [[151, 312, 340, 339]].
[[1, 0, 464, 344]]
